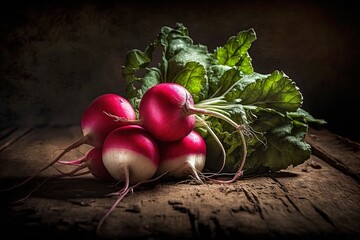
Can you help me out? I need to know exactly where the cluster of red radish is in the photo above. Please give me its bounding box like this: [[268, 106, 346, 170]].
[[61, 83, 209, 186], [5, 82, 247, 233]]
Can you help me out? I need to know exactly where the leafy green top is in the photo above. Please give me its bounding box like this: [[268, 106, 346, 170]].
[[123, 23, 325, 173]]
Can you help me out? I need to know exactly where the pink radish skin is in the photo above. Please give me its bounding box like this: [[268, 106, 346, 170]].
[[97, 125, 159, 234], [138, 83, 196, 142], [105, 83, 247, 183], [4, 94, 135, 191], [59, 148, 113, 181], [138, 83, 247, 183], [102, 125, 159, 185], [81, 94, 136, 148], [105, 83, 197, 142], [156, 131, 206, 182]]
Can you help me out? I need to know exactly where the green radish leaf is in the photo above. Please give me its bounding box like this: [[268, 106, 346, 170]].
[[123, 23, 326, 174], [210, 68, 241, 98], [239, 70, 303, 112], [287, 108, 327, 124], [214, 28, 256, 74], [123, 47, 160, 110], [172, 62, 207, 103], [246, 127, 311, 171]]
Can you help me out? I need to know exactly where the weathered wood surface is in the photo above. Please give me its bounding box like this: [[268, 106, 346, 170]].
[[305, 128, 360, 182], [0, 126, 359, 239]]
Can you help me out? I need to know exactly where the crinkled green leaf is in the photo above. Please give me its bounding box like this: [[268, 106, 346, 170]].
[[157, 23, 212, 101], [207, 65, 231, 97], [245, 107, 311, 172], [123, 47, 160, 110], [158, 23, 191, 60], [123, 23, 212, 108], [165, 46, 211, 102], [287, 108, 327, 124], [125, 67, 161, 110], [245, 129, 311, 171], [156, 23, 211, 79], [209, 68, 241, 98], [204, 105, 311, 173], [167, 46, 212, 73], [224, 72, 268, 101], [247, 107, 287, 133], [172, 61, 207, 102], [239, 70, 303, 112], [214, 29, 256, 74]]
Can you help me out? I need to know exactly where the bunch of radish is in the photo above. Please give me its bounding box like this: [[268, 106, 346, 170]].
[[2, 82, 247, 234]]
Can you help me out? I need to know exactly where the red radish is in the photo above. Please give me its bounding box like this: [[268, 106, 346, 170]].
[[5, 94, 136, 190], [80, 94, 136, 148], [156, 131, 206, 182], [58, 148, 113, 181], [97, 125, 160, 234], [138, 83, 196, 142], [105, 83, 195, 142], [102, 125, 159, 185], [106, 83, 247, 183]]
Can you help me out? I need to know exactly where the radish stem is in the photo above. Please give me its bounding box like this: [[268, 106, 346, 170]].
[[0, 136, 90, 192], [14, 163, 90, 202], [186, 106, 248, 183]]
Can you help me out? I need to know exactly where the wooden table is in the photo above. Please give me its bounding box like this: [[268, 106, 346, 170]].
[[0, 126, 359, 239]]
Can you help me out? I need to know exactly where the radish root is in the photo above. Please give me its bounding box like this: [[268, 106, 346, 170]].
[[1, 135, 90, 192], [96, 172, 168, 235]]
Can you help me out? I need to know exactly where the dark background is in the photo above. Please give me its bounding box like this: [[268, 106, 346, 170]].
[[1, 0, 359, 142]]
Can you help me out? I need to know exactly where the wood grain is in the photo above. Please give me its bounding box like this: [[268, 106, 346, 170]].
[[306, 128, 360, 182], [0, 126, 359, 239]]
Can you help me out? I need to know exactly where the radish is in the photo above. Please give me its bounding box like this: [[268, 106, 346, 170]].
[[79, 94, 136, 147], [5, 94, 136, 190], [138, 83, 196, 142], [106, 83, 247, 183], [156, 131, 206, 183], [102, 125, 159, 186], [97, 125, 160, 233], [58, 148, 113, 181]]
